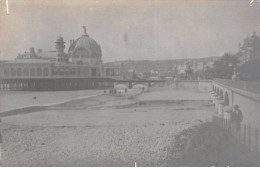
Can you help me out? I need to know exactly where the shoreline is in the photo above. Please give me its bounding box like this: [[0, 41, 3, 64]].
[[0, 94, 99, 116], [0, 88, 144, 117]]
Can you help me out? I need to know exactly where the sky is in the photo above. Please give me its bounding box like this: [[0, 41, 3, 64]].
[[0, 0, 260, 62]]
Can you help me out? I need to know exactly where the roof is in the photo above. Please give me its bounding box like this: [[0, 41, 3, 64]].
[[104, 62, 122, 67], [68, 34, 102, 57], [5, 59, 53, 64], [37, 51, 58, 59]]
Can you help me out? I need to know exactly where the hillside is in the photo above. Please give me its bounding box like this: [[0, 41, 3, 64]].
[[105, 57, 219, 74]]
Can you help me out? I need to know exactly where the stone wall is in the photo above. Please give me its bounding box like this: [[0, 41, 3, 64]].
[[173, 80, 212, 92]]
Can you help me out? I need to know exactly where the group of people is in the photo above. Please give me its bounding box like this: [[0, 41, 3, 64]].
[[104, 88, 128, 95]]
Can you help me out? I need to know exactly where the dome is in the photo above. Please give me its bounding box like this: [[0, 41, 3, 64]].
[[72, 35, 102, 56], [68, 31, 102, 65]]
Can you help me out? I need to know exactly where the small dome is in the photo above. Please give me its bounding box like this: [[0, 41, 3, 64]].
[[56, 35, 64, 43]]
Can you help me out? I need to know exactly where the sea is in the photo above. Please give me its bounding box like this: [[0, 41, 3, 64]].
[[0, 90, 103, 113]]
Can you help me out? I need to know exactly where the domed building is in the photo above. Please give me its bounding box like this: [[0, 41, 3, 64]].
[[0, 27, 122, 91]]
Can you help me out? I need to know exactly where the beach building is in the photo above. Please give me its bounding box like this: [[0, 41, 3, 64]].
[[0, 27, 121, 91]]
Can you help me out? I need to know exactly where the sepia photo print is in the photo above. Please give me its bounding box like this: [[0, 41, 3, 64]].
[[0, 0, 260, 167]]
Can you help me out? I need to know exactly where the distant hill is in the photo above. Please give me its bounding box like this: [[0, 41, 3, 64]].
[[105, 57, 219, 74]]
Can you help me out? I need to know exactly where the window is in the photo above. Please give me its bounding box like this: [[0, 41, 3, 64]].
[[59, 69, 64, 75], [84, 67, 89, 76], [30, 68, 35, 76], [64, 69, 69, 75], [43, 67, 49, 76], [17, 68, 22, 76], [70, 68, 76, 75], [91, 68, 97, 76], [4, 68, 9, 76], [37, 67, 42, 76], [11, 68, 16, 76], [106, 68, 110, 76], [24, 68, 29, 76]]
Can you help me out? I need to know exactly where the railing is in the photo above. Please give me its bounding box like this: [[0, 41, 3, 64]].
[[213, 116, 260, 156], [213, 78, 260, 95]]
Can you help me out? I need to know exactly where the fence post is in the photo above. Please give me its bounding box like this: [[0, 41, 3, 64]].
[[227, 119, 229, 132], [249, 124, 251, 151], [238, 125, 241, 143], [244, 124, 247, 146], [229, 120, 231, 134], [226, 119, 228, 132], [255, 128, 258, 155], [226, 119, 228, 131]]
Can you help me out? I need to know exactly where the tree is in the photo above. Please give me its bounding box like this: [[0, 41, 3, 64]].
[[238, 59, 260, 82], [212, 53, 240, 79]]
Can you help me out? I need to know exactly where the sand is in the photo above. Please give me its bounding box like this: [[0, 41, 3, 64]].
[[0, 86, 214, 166]]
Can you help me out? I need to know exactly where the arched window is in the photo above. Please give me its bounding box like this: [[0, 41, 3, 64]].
[[43, 67, 49, 76], [30, 68, 35, 76], [59, 69, 64, 75], [70, 68, 76, 75], [11, 68, 16, 76], [17, 68, 22, 76], [4, 68, 9, 76], [64, 69, 69, 75], [24, 68, 29, 76], [37, 67, 42, 76]]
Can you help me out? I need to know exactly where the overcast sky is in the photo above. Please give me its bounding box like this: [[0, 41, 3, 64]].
[[0, 0, 259, 62]]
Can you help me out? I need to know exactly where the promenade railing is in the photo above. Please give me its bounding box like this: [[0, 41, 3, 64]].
[[213, 116, 260, 156]]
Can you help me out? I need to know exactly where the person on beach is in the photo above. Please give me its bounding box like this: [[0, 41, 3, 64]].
[[232, 105, 243, 131]]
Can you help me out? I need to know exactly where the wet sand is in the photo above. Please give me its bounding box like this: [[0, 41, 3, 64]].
[[0, 86, 214, 166]]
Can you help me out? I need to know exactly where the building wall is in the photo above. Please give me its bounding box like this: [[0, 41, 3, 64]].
[[0, 62, 53, 79], [0, 62, 121, 79]]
